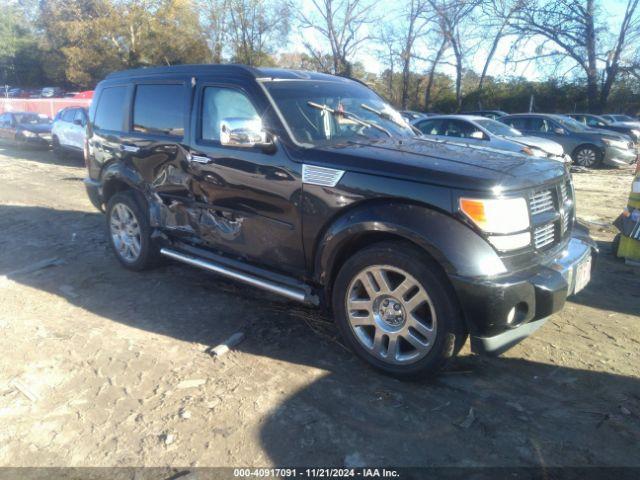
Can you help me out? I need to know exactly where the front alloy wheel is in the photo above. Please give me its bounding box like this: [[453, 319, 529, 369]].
[[346, 265, 437, 365], [574, 146, 601, 168], [332, 241, 467, 379]]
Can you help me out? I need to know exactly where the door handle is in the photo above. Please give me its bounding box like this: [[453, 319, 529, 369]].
[[188, 153, 211, 164], [120, 144, 140, 153]]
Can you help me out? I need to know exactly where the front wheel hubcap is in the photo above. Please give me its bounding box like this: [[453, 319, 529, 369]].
[[346, 265, 437, 365], [576, 149, 596, 166]]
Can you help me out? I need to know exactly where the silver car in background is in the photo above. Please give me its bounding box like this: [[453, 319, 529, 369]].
[[412, 115, 569, 162]]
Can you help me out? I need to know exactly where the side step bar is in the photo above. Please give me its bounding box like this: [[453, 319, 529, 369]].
[[160, 248, 317, 305]]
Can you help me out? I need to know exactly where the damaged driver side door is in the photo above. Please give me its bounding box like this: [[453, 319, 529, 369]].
[[183, 82, 305, 276]]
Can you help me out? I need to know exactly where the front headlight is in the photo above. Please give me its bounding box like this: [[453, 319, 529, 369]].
[[521, 146, 547, 157], [602, 138, 630, 150], [460, 197, 531, 251], [21, 129, 36, 137], [459, 197, 530, 234]]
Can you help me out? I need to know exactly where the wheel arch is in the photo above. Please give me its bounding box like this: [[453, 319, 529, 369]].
[[314, 200, 506, 298]]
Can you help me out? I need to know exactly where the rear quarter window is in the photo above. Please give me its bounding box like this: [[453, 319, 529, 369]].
[[133, 84, 185, 137], [94, 86, 128, 131]]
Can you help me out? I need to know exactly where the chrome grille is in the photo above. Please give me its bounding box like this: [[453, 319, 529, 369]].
[[529, 190, 554, 215], [560, 183, 568, 203], [534, 223, 555, 249]]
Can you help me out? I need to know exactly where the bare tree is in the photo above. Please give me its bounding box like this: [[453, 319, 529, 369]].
[[200, 0, 229, 63], [423, 34, 448, 109], [294, 0, 376, 76], [475, 0, 525, 107], [426, 0, 480, 111], [507, 0, 640, 112], [227, 0, 290, 65], [398, 0, 431, 109]]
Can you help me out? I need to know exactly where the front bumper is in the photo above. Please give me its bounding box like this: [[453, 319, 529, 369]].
[[603, 146, 637, 167], [450, 231, 597, 355], [21, 134, 52, 147]]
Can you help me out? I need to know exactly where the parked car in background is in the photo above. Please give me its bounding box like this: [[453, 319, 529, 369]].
[[83, 65, 596, 378], [400, 110, 432, 122], [412, 115, 568, 162], [0, 111, 52, 148], [6, 88, 33, 98], [41, 87, 65, 98], [568, 113, 640, 146], [73, 90, 94, 99], [601, 114, 640, 127], [461, 110, 508, 120], [52, 107, 88, 158], [500, 113, 636, 168]]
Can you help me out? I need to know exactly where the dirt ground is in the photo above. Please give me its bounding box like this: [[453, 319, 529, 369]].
[[0, 144, 639, 469]]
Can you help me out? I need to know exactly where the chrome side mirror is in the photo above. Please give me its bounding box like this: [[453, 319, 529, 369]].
[[220, 117, 270, 148]]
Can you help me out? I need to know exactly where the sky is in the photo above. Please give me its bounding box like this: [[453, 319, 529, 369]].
[[285, 0, 633, 81]]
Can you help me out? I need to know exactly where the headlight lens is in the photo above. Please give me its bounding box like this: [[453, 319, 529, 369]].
[[21, 129, 36, 137], [521, 146, 547, 157], [459, 197, 530, 234], [602, 138, 630, 150]]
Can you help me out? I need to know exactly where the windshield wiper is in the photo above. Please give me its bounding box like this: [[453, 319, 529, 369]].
[[307, 101, 391, 138]]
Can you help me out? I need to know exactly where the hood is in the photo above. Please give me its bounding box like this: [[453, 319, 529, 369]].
[[506, 135, 564, 156], [582, 127, 630, 140], [612, 121, 640, 129], [299, 137, 566, 192], [18, 123, 52, 134]]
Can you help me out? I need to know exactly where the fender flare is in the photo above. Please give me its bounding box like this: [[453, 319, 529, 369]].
[[314, 201, 506, 286]]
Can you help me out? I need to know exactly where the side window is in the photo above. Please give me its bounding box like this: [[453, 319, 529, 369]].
[[94, 86, 127, 131], [133, 84, 185, 137], [201, 87, 259, 142], [586, 117, 603, 127], [444, 120, 481, 138], [415, 119, 444, 135], [74, 109, 86, 126], [503, 117, 527, 130], [528, 118, 550, 132], [62, 109, 76, 122]]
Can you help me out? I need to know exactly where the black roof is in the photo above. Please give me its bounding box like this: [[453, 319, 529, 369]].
[[104, 64, 347, 83]]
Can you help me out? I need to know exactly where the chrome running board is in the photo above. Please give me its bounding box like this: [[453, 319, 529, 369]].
[[160, 248, 315, 305]]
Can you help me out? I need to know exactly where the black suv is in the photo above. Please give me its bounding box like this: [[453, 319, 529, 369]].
[[84, 65, 596, 378]]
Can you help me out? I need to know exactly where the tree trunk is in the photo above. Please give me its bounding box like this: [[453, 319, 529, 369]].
[[477, 27, 505, 109], [424, 38, 447, 110], [585, 0, 599, 112]]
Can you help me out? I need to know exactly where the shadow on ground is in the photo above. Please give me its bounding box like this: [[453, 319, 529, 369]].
[[1, 204, 639, 466]]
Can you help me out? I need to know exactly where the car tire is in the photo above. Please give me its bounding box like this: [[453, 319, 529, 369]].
[[332, 241, 467, 379], [14, 134, 27, 150], [52, 136, 65, 159], [573, 145, 602, 168], [106, 191, 160, 271]]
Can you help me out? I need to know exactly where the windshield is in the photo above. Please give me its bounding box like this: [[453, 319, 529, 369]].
[[15, 113, 50, 125], [263, 80, 414, 145], [612, 114, 635, 122], [475, 118, 521, 136]]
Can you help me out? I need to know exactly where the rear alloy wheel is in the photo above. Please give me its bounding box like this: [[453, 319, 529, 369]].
[[573, 146, 602, 168], [106, 191, 159, 270], [332, 242, 467, 379]]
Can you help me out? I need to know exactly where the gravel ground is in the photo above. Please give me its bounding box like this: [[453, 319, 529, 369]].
[[0, 144, 639, 468]]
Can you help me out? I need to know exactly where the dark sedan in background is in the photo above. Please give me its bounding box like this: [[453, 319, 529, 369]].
[[0, 111, 53, 148], [500, 113, 637, 168], [568, 113, 640, 146]]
